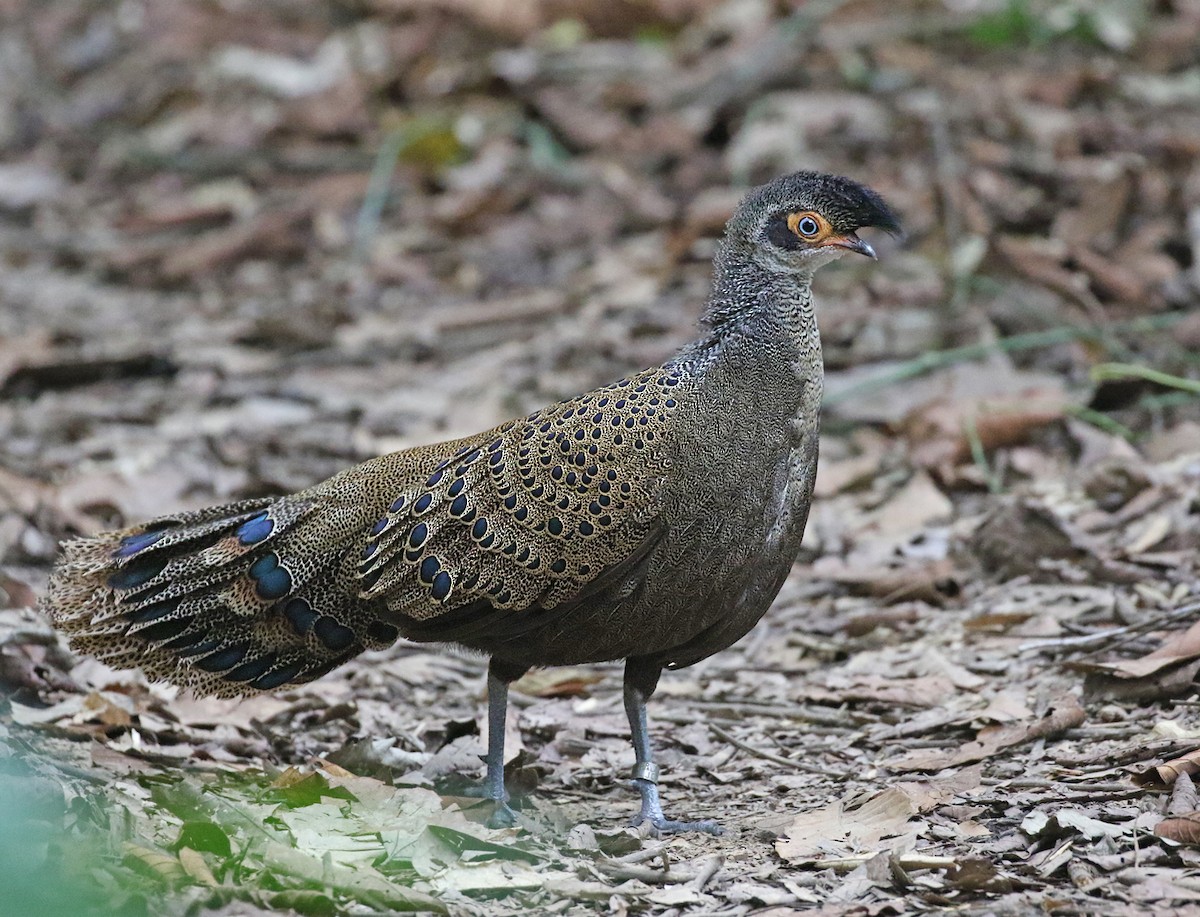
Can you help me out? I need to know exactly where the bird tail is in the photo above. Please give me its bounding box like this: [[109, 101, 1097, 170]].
[[41, 494, 399, 698]]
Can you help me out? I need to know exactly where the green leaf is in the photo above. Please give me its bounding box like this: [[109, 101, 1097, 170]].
[[147, 779, 216, 823], [268, 890, 339, 917], [172, 820, 232, 857], [425, 825, 542, 864], [268, 773, 357, 809]]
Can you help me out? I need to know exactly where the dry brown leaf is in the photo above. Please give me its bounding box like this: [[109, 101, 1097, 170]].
[[822, 559, 961, 608], [844, 605, 923, 636], [272, 766, 308, 789], [1143, 422, 1200, 463], [1123, 512, 1173, 556], [972, 690, 1032, 724], [82, 691, 134, 728], [776, 769, 982, 865], [1133, 746, 1200, 790], [0, 573, 36, 609], [1052, 162, 1132, 251], [806, 674, 959, 709], [814, 444, 887, 498], [775, 786, 919, 862], [902, 389, 1069, 475], [993, 235, 1104, 315], [885, 693, 1085, 772], [1155, 813, 1200, 846], [513, 667, 604, 698], [970, 498, 1143, 584], [123, 842, 186, 884], [869, 471, 952, 538], [945, 857, 1013, 893], [892, 764, 983, 811], [1167, 771, 1200, 814], [1080, 618, 1200, 703], [159, 207, 310, 280]]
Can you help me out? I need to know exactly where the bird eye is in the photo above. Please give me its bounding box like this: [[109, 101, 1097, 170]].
[[796, 216, 819, 237], [785, 211, 825, 241]]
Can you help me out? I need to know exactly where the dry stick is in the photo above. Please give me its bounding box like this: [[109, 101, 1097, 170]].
[[707, 723, 827, 774], [615, 845, 670, 866], [594, 860, 695, 885], [1019, 598, 1200, 655], [796, 852, 958, 873], [687, 699, 862, 728], [688, 855, 723, 893]]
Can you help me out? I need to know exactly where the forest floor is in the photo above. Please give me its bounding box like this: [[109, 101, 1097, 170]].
[[3, 1, 1200, 914]]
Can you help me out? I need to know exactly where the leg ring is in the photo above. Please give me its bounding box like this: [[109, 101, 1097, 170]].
[[631, 762, 660, 784]]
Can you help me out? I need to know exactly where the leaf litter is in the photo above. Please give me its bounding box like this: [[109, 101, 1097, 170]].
[[3, 0, 1200, 914]]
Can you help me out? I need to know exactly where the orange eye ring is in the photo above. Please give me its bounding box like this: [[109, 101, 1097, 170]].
[[787, 211, 829, 241]]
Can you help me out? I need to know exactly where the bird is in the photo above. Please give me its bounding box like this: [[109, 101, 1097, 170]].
[[42, 171, 899, 834]]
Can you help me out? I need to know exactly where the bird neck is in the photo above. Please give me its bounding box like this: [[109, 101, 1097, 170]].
[[673, 243, 821, 373]]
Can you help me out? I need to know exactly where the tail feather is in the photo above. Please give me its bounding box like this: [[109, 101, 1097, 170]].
[[42, 495, 398, 698]]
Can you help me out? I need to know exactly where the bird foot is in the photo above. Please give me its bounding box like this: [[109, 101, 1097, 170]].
[[631, 811, 724, 836], [456, 782, 519, 829], [487, 800, 519, 829], [629, 776, 723, 836]]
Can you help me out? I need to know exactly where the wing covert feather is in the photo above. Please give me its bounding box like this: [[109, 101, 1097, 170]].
[[356, 367, 686, 618]]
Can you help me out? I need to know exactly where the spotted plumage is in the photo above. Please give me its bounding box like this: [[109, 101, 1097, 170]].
[[42, 171, 899, 832]]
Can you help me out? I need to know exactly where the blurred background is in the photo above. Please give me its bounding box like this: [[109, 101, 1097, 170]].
[[0, 0, 1197, 529], [3, 1, 1200, 913]]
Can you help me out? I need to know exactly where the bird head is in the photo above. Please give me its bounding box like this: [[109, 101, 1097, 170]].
[[727, 171, 902, 276]]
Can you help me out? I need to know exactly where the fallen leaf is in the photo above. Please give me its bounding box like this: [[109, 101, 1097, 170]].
[[902, 389, 1069, 476], [817, 559, 961, 608], [869, 471, 953, 538], [512, 667, 604, 698], [1135, 746, 1200, 791], [1080, 615, 1200, 703], [178, 847, 219, 887], [886, 693, 1085, 772], [945, 857, 1012, 893], [775, 786, 920, 862]]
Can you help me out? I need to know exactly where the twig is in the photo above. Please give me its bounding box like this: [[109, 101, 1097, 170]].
[[1091, 362, 1200, 395], [615, 845, 669, 866], [963, 412, 1003, 494], [687, 699, 863, 728], [707, 723, 827, 774], [792, 852, 957, 873], [1066, 404, 1137, 441], [688, 855, 723, 892], [353, 126, 408, 261], [594, 860, 695, 885], [1019, 598, 1200, 655], [824, 313, 1185, 406]]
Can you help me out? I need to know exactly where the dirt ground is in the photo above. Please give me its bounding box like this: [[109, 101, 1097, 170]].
[[3, 1, 1200, 914]]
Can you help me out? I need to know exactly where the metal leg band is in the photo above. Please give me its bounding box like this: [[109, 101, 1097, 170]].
[[631, 762, 660, 784]]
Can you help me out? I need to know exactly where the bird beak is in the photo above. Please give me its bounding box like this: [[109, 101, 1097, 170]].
[[820, 233, 877, 259]]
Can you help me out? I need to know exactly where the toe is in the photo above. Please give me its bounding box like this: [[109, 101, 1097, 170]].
[[643, 816, 724, 840], [652, 816, 724, 836], [487, 801, 518, 829]]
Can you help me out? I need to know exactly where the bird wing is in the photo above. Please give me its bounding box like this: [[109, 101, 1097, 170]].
[[357, 366, 687, 623]]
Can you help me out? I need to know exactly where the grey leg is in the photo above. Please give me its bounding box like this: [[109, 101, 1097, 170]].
[[482, 669, 517, 828], [623, 659, 723, 836], [461, 659, 525, 827]]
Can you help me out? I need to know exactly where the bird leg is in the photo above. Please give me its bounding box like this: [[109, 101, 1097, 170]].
[[461, 659, 525, 828], [623, 658, 723, 836]]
